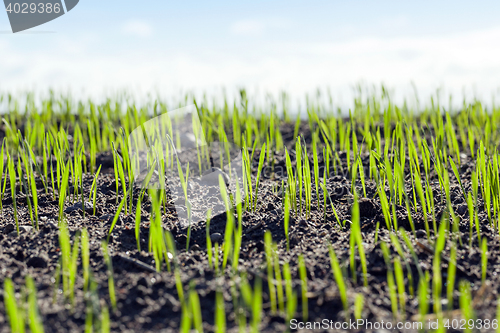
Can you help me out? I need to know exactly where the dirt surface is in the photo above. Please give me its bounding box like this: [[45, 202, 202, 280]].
[[0, 123, 499, 333]]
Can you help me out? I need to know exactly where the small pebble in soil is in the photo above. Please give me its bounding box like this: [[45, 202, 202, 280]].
[[3, 224, 15, 234], [190, 244, 201, 251], [27, 255, 48, 268], [99, 214, 114, 222], [415, 230, 426, 238], [456, 204, 467, 215], [65, 201, 94, 214], [137, 277, 148, 287], [9, 226, 33, 236], [210, 232, 223, 243]]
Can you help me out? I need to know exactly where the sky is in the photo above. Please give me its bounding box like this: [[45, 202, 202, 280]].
[[1, 0, 500, 108]]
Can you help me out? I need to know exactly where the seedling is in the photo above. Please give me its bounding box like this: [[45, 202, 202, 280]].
[[88, 165, 102, 216], [26, 276, 45, 333], [205, 210, 213, 268], [282, 262, 297, 322], [298, 254, 308, 321], [251, 277, 262, 333], [459, 281, 474, 333], [351, 195, 368, 286], [219, 175, 234, 269], [447, 243, 457, 310], [328, 243, 348, 311], [101, 241, 117, 310], [354, 294, 364, 321], [264, 231, 277, 314], [253, 144, 266, 211], [481, 238, 488, 282], [58, 221, 80, 304], [284, 190, 291, 251], [134, 191, 144, 251], [4, 278, 25, 333], [215, 290, 226, 333], [81, 228, 90, 292], [8, 155, 19, 235]]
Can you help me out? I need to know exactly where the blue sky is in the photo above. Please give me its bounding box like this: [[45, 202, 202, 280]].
[[1, 1, 500, 106]]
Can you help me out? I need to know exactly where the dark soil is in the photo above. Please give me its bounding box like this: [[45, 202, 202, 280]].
[[0, 122, 499, 333]]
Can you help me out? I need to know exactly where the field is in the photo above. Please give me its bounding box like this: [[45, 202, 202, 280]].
[[0, 90, 499, 332]]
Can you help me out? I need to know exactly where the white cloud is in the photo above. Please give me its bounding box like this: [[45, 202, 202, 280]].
[[230, 18, 291, 36], [378, 15, 409, 30], [2, 26, 500, 108], [121, 20, 153, 38], [230, 19, 265, 36]]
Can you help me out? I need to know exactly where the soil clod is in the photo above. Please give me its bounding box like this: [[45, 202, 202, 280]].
[[210, 232, 223, 243]]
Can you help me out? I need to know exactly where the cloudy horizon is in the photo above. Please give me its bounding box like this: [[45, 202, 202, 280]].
[[1, 0, 500, 109]]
